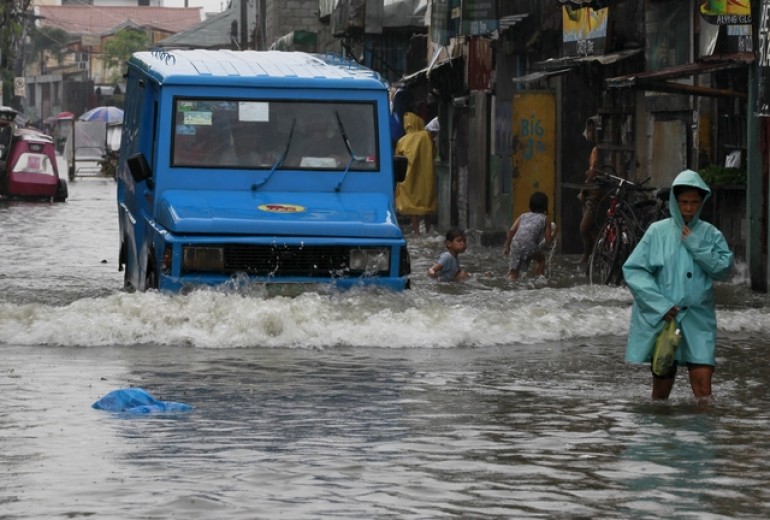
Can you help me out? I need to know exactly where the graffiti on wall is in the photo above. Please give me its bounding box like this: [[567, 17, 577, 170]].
[[516, 115, 547, 162], [512, 92, 555, 220]]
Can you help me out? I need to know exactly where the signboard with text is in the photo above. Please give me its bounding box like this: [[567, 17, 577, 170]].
[[759, 0, 770, 116], [562, 6, 608, 56], [699, 0, 752, 25]]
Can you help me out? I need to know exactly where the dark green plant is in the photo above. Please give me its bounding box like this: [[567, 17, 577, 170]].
[[698, 165, 746, 186], [28, 26, 69, 68], [103, 29, 150, 83], [1, 0, 35, 108]]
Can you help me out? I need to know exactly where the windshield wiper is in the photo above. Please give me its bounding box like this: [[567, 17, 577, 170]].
[[334, 111, 355, 192], [252, 119, 296, 191]]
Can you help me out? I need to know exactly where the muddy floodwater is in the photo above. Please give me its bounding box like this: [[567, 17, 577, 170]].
[[2, 179, 770, 519]]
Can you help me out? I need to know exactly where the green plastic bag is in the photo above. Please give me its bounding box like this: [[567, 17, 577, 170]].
[[651, 320, 682, 377]]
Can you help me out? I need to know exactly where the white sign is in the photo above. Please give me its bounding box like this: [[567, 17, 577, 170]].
[[14, 77, 25, 97], [239, 101, 270, 122]]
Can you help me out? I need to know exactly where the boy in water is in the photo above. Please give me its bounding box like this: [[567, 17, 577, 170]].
[[427, 228, 470, 281], [503, 191, 555, 280]]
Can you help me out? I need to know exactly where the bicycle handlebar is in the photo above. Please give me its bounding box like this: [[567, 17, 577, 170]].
[[594, 172, 653, 190]]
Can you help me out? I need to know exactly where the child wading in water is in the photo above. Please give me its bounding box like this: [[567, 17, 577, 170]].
[[503, 191, 555, 280], [427, 228, 470, 281]]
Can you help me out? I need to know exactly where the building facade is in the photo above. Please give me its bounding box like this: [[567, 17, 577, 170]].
[[16, 0, 770, 290], [24, 4, 203, 121], [389, 0, 767, 290]]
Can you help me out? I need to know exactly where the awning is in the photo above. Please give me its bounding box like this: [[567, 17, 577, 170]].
[[512, 69, 572, 84], [605, 52, 754, 98], [400, 54, 462, 85], [499, 14, 529, 32], [534, 48, 642, 71]]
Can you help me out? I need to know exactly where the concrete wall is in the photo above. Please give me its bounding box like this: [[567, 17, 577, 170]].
[[264, 0, 339, 53], [265, 0, 318, 47]]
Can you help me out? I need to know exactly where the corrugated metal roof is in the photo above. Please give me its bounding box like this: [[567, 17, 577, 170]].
[[535, 48, 642, 70], [35, 6, 203, 36], [155, 8, 237, 49], [400, 56, 462, 84], [499, 14, 529, 32], [606, 53, 755, 88], [512, 69, 572, 84], [605, 53, 754, 98]]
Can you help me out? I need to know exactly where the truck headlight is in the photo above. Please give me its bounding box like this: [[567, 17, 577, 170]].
[[183, 246, 225, 272], [349, 248, 390, 274]]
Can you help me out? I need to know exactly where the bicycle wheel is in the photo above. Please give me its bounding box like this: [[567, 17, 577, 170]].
[[588, 220, 622, 285], [613, 220, 634, 285], [631, 198, 659, 234]]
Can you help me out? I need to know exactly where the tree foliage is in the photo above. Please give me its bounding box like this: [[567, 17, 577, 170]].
[[0, 0, 35, 107], [103, 29, 149, 83], [28, 26, 69, 68]]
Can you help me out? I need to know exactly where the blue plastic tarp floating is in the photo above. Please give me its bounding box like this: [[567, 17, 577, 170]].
[[92, 388, 192, 414]]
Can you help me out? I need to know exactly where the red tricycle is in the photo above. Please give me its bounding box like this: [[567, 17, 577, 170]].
[[0, 106, 68, 202]]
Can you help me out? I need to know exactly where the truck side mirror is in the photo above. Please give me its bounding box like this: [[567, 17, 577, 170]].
[[393, 155, 407, 184], [127, 153, 153, 186]]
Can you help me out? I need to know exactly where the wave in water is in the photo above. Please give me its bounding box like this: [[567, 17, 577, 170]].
[[2, 283, 767, 348]]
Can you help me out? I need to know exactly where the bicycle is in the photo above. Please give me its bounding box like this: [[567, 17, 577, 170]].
[[587, 170, 667, 286]]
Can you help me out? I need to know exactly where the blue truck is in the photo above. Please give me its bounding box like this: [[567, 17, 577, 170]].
[[117, 50, 410, 292]]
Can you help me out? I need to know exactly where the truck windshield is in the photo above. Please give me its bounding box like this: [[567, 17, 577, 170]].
[[171, 99, 378, 171]]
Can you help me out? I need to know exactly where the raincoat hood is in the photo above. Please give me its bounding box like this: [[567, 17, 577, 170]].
[[669, 169, 711, 227], [402, 112, 425, 134], [394, 112, 436, 216]]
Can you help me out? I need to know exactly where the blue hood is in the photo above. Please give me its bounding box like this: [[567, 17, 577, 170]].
[[156, 190, 402, 238]]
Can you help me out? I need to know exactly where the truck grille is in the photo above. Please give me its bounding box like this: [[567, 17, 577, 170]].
[[223, 244, 355, 277]]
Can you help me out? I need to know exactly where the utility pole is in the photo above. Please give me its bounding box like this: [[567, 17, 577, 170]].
[[240, 0, 248, 49]]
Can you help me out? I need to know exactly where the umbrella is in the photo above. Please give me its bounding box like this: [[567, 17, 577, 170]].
[[44, 112, 75, 125], [1, 106, 19, 121], [79, 106, 124, 124]]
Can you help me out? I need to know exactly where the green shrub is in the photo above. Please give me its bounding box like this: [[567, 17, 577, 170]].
[[698, 165, 746, 186]]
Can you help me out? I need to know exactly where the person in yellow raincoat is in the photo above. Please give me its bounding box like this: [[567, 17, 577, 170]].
[[395, 112, 437, 236]]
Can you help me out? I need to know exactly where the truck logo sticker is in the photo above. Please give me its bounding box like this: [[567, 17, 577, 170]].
[[258, 203, 306, 213]]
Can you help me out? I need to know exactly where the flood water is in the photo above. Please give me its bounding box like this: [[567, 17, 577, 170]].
[[2, 178, 770, 519]]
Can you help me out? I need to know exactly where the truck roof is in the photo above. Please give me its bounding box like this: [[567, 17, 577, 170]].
[[129, 49, 388, 91]]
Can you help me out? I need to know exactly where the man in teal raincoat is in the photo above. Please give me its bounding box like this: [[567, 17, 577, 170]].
[[623, 169, 733, 404]]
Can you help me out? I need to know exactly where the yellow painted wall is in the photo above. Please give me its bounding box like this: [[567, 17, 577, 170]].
[[512, 92, 556, 225]]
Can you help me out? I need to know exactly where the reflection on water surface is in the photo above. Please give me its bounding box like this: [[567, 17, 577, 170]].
[[1, 179, 769, 519]]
